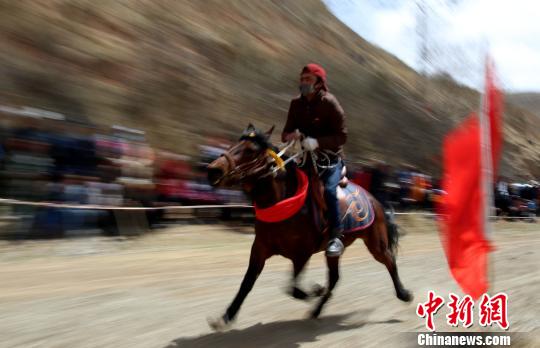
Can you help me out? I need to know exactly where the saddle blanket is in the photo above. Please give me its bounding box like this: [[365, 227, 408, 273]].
[[338, 183, 375, 233]]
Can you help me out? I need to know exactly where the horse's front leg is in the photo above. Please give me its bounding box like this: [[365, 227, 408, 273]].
[[290, 254, 310, 300], [289, 254, 326, 300], [208, 239, 268, 331], [311, 255, 340, 318]]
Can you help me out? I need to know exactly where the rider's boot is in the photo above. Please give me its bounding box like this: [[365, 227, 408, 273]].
[[325, 226, 344, 257]]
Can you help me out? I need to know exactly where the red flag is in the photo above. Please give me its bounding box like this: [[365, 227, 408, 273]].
[[484, 59, 503, 174], [439, 58, 503, 300]]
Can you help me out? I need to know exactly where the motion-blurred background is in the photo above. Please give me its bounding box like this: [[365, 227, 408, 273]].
[[0, 0, 538, 237], [0, 2, 539, 347]]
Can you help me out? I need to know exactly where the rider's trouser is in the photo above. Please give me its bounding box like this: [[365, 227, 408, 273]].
[[320, 159, 344, 233]]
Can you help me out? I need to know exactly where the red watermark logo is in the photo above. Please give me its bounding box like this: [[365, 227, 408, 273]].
[[416, 291, 509, 331], [416, 291, 445, 331], [479, 293, 509, 330]]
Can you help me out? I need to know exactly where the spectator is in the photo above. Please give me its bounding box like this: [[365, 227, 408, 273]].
[[370, 161, 388, 207]]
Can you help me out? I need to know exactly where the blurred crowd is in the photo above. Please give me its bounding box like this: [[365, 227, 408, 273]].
[[0, 111, 247, 237], [494, 178, 539, 219], [348, 162, 442, 210], [0, 112, 538, 237], [0, 127, 246, 205], [349, 162, 540, 217], [348, 162, 539, 220]]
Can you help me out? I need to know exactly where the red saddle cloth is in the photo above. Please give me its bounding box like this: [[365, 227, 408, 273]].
[[254, 169, 308, 223]]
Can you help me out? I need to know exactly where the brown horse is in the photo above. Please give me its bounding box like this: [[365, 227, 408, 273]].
[[206, 124, 413, 331]]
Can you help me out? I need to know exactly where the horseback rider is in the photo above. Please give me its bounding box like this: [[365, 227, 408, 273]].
[[281, 63, 348, 257]]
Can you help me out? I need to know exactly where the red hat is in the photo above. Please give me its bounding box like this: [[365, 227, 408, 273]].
[[301, 63, 328, 91]]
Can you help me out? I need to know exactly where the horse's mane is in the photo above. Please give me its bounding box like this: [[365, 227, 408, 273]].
[[277, 153, 299, 198], [239, 126, 299, 194], [239, 128, 274, 150]]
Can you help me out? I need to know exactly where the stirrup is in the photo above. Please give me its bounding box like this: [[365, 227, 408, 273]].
[[325, 237, 344, 257]]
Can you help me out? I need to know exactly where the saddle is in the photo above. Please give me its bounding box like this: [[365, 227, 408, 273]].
[[308, 165, 374, 235]]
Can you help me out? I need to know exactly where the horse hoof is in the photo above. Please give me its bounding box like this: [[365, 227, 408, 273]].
[[311, 284, 326, 297], [310, 310, 322, 319], [397, 289, 414, 303], [207, 316, 231, 332], [291, 287, 309, 300]]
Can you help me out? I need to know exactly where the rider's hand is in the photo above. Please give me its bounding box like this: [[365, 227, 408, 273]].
[[302, 137, 319, 151], [284, 129, 303, 142]]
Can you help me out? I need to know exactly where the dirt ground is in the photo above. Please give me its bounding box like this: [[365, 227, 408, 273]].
[[0, 217, 538, 348]]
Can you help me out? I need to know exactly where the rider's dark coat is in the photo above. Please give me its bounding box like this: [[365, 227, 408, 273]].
[[281, 90, 347, 156]]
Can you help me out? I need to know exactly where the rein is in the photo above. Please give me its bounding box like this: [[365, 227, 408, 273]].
[[217, 139, 337, 223], [219, 143, 287, 182], [219, 139, 340, 182]]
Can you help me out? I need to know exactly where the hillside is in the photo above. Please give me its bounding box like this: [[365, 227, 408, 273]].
[[507, 93, 540, 118], [1, 0, 539, 178]]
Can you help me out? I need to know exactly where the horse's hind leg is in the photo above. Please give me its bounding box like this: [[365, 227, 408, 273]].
[[208, 239, 268, 331], [310, 256, 340, 318], [363, 223, 413, 302]]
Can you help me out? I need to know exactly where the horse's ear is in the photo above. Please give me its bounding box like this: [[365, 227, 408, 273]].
[[264, 125, 275, 138], [241, 123, 257, 140]]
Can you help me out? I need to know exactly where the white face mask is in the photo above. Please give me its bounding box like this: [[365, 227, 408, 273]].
[[299, 83, 315, 96]]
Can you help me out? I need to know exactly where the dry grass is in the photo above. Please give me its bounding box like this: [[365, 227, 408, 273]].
[[0, 0, 538, 177]]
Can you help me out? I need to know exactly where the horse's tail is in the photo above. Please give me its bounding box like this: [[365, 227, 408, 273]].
[[384, 204, 400, 256]]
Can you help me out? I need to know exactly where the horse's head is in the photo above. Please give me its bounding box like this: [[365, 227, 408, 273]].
[[207, 124, 279, 187]]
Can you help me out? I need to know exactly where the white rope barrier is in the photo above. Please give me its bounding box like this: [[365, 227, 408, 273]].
[[393, 211, 536, 220], [0, 198, 536, 220], [488, 216, 538, 220], [393, 212, 438, 216], [0, 198, 252, 211]]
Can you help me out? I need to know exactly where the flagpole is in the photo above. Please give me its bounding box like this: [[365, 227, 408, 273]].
[[479, 55, 495, 291]]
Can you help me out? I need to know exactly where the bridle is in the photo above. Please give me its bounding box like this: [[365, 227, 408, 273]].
[[218, 141, 280, 183], [216, 137, 339, 183]]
